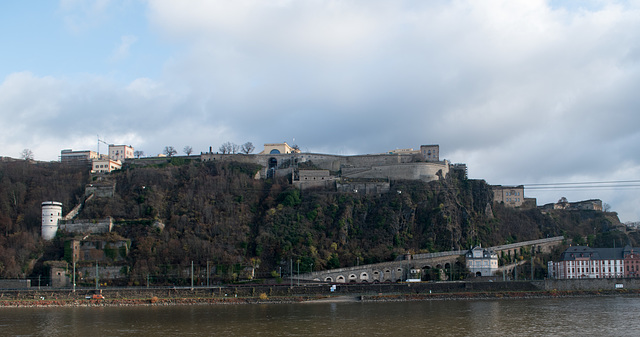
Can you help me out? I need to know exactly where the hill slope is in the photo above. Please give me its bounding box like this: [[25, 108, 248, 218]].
[[0, 159, 629, 282]]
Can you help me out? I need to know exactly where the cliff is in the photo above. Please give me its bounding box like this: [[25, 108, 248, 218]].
[[0, 159, 630, 284]]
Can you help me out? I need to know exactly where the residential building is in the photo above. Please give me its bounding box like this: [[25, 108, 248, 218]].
[[420, 145, 439, 161], [540, 199, 603, 212], [108, 144, 134, 163], [60, 149, 99, 163], [624, 246, 640, 278], [91, 158, 122, 173], [547, 246, 635, 279], [493, 185, 525, 208], [466, 246, 498, 276]]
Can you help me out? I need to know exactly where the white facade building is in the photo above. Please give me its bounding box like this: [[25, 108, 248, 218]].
[[548, 246, 627, 279], [41, 201, 63, 240], [466, 246, 498, 276]]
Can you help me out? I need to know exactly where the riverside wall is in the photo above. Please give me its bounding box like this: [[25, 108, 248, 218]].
[[541, 278, 640, 291], [4, 280, 640, 304], [0, 281, 542, 301]]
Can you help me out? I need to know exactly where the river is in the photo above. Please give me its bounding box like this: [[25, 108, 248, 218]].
[[1, 296, 638, 336]]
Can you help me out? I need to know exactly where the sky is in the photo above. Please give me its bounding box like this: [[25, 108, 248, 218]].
[[1, 0, 639, 222]]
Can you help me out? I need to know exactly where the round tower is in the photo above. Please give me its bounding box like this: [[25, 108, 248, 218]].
[[41, 201, 63, 240]]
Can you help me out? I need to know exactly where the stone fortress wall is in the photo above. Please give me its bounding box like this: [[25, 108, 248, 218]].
[[200, 150, 450, 184]]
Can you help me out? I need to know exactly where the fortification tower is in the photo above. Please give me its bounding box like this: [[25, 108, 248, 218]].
[[41, 201, 63, 240]]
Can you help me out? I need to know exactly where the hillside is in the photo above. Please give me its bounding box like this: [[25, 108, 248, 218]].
[[0, 159, 630, 283]]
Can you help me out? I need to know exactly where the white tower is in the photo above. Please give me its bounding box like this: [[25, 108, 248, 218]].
[[41, 201, 63, 240]]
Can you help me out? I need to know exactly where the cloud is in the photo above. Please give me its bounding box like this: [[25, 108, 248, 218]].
[[58, 0, 113, 33], [3, 0, 640, 221], [110, 35, 138, 61], [145, 0, 640, 220]]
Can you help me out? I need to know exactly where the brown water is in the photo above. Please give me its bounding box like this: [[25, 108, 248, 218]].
[[1, 296, 639, 336]]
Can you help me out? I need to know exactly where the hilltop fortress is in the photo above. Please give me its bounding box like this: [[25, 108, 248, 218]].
[[198, 143, 461, 193]]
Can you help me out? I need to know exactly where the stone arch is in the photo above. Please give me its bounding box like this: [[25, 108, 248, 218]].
[[476, 271, 482, 277], [360, 272, 369, 281], [373, 270, 381, 280], [336, 275, 346, 283], [436, 264, 443, 269], [444, 263, 451, 269], [267, 158, 278, 178], [349, 274, 357, 283], [324, 277, 333, 282], [384, 269, 392, 282], [270, 149, 281, 154]]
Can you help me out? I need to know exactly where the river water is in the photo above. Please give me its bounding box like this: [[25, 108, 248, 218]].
[[1, 296, 639, 336]]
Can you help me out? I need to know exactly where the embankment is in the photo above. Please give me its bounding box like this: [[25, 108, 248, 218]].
[[2, 279, 640, 307]]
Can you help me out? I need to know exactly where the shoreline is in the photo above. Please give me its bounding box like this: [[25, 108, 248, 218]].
[[2, 289, 638, 308]]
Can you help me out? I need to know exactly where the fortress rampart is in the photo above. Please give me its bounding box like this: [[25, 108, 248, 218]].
[[200, 152, 449, 183]]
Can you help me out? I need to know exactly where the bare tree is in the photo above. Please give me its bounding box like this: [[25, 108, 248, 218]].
[[231, 143, 239, 154], [163, 146, 177, 157], [134, 150, 144, 158], [20, 149, 34, 160], [183, 146, 193, 156], [604, 203, 612, 212], [241, 142, 255, 154], [219, 142, 232, 154]]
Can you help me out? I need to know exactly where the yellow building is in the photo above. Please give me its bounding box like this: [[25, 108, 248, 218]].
[[259, 142, 301, 155], [91, 158, 122, 173]]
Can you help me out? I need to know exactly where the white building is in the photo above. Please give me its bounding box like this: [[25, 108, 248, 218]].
[[547, 246, 627, 279], [466, 246, 498, 277], [42, 201, 63, 240]]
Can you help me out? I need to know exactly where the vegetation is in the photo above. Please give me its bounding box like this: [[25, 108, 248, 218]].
[[0, 159, 633, 284]]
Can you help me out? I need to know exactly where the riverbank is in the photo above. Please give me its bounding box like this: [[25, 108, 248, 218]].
[[2, 289, 640, 308]]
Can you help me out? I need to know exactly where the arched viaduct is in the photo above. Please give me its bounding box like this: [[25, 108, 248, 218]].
[[298, 236, 564, 283]]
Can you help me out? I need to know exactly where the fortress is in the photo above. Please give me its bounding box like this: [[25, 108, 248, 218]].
[[198, 143, 461, 192]]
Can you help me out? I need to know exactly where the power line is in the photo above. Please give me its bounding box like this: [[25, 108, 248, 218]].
[[523, 180, 640, 192], [524, 180, 640, 187]]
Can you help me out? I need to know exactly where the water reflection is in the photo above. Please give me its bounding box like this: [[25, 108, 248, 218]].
[[2, 297, 640, 336]]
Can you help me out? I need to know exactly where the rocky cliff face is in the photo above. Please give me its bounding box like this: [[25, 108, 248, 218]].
[[0, 159, 627, 283]]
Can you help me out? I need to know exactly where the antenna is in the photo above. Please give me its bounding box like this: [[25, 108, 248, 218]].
[[97, 135, 111, 157]]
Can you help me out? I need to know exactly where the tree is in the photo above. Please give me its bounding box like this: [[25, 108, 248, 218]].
[[20, 149, 33, 160], [241, 142, 255, 154], [134, 150, 144, 158], [219, 142, 232, 154], [183, 146, 193, 156], [163, 146, 177, 157], [231, 143, 239, 154]]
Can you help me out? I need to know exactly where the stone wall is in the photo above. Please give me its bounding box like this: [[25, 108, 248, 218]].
[[85, 183, 115, 198], [201, 152, 450, 182], [0, 279, 31, 289], [59, 217, 113, 235], [336, 181, 390, 194], [541, 278, 640, 291], [342, 162, 448, 182]]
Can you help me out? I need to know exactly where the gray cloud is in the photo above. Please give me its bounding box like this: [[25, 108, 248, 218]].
[[2, 1, 640, 221]]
